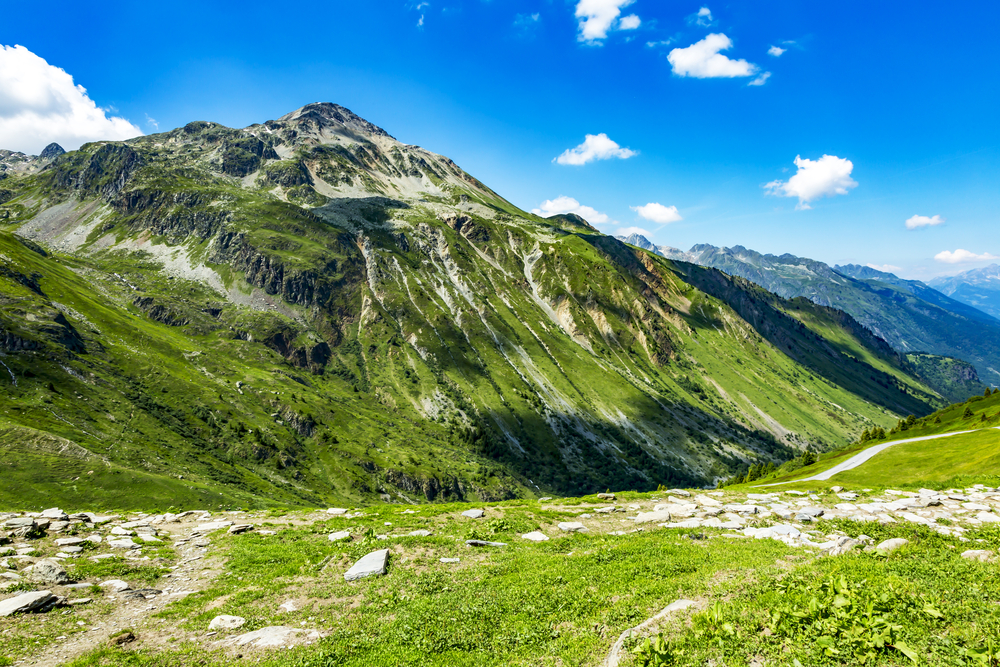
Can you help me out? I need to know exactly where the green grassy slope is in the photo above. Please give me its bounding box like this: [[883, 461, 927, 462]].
[[0, 104, 954, 505]]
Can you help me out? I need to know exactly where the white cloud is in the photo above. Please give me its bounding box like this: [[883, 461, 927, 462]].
[[631, 202, 682, 224], [748, 72, 771, 86], [145, 114, 159, 131], [617, 226, 652, 237], [768, 45, 786, 57], [934, 249, 999, 264], [905, 214, 945, 230], [575, 0, 637, 42], [690, 6, 714, 27], [867, 263, 902, 273], [646, 40, 672, 48], [554, 133, 637, 166], [668, 34, 760, 79], [0, 44, 142, 153], [532, 196, 611, 224], [765, 155, 858, 210], [618, 14, 641, 30]]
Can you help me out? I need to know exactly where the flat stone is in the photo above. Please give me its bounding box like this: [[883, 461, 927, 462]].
[[558, 522, 587, 532], [344, 549, 390, 581], [0, 590, 56, 617], [538, 497, 552, 501], [40, 508, 68, 521], [328, 531, 351, 542], [694, 494, 722, 507], [961, 549, 994, 562], [521, 531, 549, 542], [278, 600, 297, 612], [461, 509, 485, 519], [668, 489, 691, 497], [61, 547, 83, 554], [326, 508, 348, 515], [407, 530, 432, 537], [977, 512, 1000, 523], [210, 614, 247, 630], [225, 626, 323, 648], [876, 538, 909, 553], [55, 538, 85, 547], [465, 540, 506, 547], [107, 539, 139, 549], [196, 521, 233, 532], [228, 524, 254, 535], [110, 527, 133, 536], [68, 598, 92, 606], [799, 507, 825, 517], [440, 557, 460, 563], [3, 518, 35, 529], [634, 510, 672, 524], [100, 579, 130, 592], [830, 486, 843, 493]]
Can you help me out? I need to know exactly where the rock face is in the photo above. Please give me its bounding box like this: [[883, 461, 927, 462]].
[[0, 590, 58, 617], [344, 549, 390, 581], [38, 143, 66, 160]]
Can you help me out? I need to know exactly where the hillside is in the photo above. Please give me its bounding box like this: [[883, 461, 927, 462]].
[[0, 104, 950, 506], [621, 237, 999, 389], [929, 263, 1000, 320]]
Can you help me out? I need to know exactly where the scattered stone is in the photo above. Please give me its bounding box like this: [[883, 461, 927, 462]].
[[100, 579, 131, 593], [278, 600, 298, 613], [326, 508, 348, 515], [961, 550, 995, 562], [558, 522, 587, 532], [40, 508, 68, 521], [107, 539, 139, 549], [596, 493, 616, 500], [634, 510, 672, 525], [465, 540, 506, 547], [694, 494, 722, 507], [55, 538, 85, 547], [876, 538, 909, 553], [109, 631, 137, 646], [799, 507, 825, 518], [830, 486, 843, 493], [344, 549, 390, 581], [0, 590, 57, 617], [440, 557, 460, 563], [521, 531, 549, 542], [461, 509, 485, 519], [538, 497, 552, 502], [68, 598, 92, 606], [210, 615, 247, 630], [225, 626, 323, 649], [196, 521, 233, 532], [407, 530, 432, 537], [228, 524, 254, 535], [328, 531, 352, 542], [121, 588, 162, 600]]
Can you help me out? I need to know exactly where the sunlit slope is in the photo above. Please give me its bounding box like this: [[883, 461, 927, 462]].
[[0, 104, 949, 503]]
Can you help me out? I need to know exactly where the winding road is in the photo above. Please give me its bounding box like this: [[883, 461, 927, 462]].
[[762, 427, 1000, 485]]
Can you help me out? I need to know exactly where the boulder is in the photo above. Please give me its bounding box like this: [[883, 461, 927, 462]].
[[461, 509, 485, 519], [100, 579, 131, 593], [344, 549, 390, 581], [328, 531, 351, 542], [876, 538, 909, 553], [209, 615, 247, 631], [634, 510, 672, 525], [0, 590, 57, 617], [596, 493, 616, 500], [961, 549, 994, 562], [228, 524, 253, 535], [25, 559, 70, 585]]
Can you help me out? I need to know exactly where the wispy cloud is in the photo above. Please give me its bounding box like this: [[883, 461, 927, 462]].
[[934, 249, 999, 264], [532, 196, 612, 224], [867, 263, 902, 273], [145, 114, 159, 131], [765, 155, 858, 210], [905, 214, 945, 230], [768, 45, 786, 57], [554, 133, 637, 166], [575, 0, 639, 43], [689, 6, 714, 27], [617, 226, 652, 237]]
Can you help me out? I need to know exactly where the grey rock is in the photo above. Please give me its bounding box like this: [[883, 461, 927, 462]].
[[876, 538, 909, 553], [344, 549, 390, 581], [55, 538, 85, 547], [25, 559, 70, 585], [461, 509, 485, 519], [440, 557, 460, 563], [794, 513, 814, 522], [799, 507, 825, 517], [228, 524, 253, 535], [209, 614, 247, 630], [68, 598, 92, 606], [465, 540, 506, 547], [521, 531, 549, 542], [326, 508, 348, 515], [100, 579, 130, 592], [596, 493, 616, 500], [107, 539, 139, 549], [0, 590, 57, 617], [328, 531, 351, 542], [558, 522, 587, 532], [961, 549, 994, 562], [407, 530, 432, 537], [40, 508, 68, 521], [634, 510, 672, 525], [225, 626, 323, 648]]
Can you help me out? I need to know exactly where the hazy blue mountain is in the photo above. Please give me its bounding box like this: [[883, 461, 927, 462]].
[[928, 264, 1000, 320]]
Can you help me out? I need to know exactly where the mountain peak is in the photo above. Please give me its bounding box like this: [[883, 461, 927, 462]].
[[275, 102, 394, 140], [38, 143, 66, 160]]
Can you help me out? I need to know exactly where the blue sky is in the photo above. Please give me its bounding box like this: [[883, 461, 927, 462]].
[[2, 1, 998, 280]]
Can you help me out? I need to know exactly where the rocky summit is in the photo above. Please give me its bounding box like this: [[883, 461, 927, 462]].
[[0, 103, 968, 508]]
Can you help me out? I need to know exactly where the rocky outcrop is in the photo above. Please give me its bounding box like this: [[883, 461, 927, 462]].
[[38, 143, 66, 160], [133, 297, 190, 327]]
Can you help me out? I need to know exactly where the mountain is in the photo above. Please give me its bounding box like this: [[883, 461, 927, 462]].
[[618, 237, 998, 393], [0, 104, 950, 507], [928, 264, 1000, 320]]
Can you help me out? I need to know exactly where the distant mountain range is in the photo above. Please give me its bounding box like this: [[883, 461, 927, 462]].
[[929, 264, 1000, 320], [617, 234, 999, 390]]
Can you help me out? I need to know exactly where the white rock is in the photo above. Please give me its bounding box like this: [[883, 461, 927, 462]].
[[634, 510, 672, 525], [0, 590, 56, 617], [196, 521, 233, 532], [278, 600, 297, 613], [209, 615, 247, 630], [328, 531, 352, 542], [961, 550, 994, 562], [110, 527, 133, 536], [407, 530, 433, 537], [976, 512, 1000, 523], [344, 549, 390, 581], [440, 557, 460, 563], [55, 538, 85, 547], [461, 509, 485, 519], [694, 494, 722, 507], [558, 522, 587, 532], [326, 508, 348, 515], [876, 538, 909, 553], [100, 579, 130, 592], [107, 539, 139, 549], [225, 626, 323, 648], [521, 531, 549, 542]]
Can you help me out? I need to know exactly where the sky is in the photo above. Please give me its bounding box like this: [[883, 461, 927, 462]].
[[1, 0, 998, 280]]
